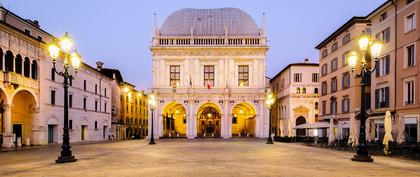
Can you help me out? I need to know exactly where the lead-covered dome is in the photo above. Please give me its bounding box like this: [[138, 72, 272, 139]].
[[160, 8, 260, 36]]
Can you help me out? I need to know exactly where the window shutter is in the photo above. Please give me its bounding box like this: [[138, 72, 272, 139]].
[[375, 89, 379, 109], [385, 56, 390, 75], [385, 87, 390, 107], [376, 61, 380, 77]]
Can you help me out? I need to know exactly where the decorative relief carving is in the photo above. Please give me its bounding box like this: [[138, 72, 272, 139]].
[[152, 48, 267, 57]]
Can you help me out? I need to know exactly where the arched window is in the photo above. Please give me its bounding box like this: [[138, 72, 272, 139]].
[[95, 84, 98, 94], [315, 102, 319, 110], [5, 50, 14, 72], [24, 57, 30, 77], [314, 88, 319, 94], [0, 48, 3, 70], [302, 87, 306, 94], [296, 87, 300, 94], [15, 54, 22, 74], [31, 60, 38, 80]]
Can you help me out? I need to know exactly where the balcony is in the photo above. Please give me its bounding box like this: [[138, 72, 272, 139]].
[[3, 71, 38, 89]]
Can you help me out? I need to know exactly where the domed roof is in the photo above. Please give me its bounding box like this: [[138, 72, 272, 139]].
[[160, 8, 260, 36]]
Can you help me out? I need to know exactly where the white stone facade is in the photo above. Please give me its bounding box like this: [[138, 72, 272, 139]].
[[0, 7, 113, 147], [149, 8, 269, 139], [270, 61, 320, 137]]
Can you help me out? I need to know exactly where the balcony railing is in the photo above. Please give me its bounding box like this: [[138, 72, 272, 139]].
[[3, 72, 38, 89]]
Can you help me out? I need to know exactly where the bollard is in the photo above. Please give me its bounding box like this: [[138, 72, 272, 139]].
[[177, 133, 179, 137], [25, 138, 30, 146], [17, 137, 22, 147]]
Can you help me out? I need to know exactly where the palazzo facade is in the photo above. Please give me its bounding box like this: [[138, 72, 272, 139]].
[[149, 8, 269, 139]]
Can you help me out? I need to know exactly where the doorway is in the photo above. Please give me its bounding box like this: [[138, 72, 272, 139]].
[[13, 124, 22, 144], [81, 125, 88, 141]]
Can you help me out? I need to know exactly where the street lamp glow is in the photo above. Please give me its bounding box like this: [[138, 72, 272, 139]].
[[60, 32, 73, 53], [358, 33, 370, 52], [265, 92, 275, 109], [148, 94, 157, 108], [348, 51, 358, 69], [70, 51, 81, 71], [370, 40, 383, 59], [48, 43, 60, 62]]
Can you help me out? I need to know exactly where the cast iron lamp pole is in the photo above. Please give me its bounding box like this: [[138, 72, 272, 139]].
[[348, 32, 382, 162], [148, 94, 157, 145], [49, 32, 81, 163], [266, 90, 275, 144]]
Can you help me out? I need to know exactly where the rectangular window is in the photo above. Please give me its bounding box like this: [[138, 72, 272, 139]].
[[170, 65, 180, 87], [69, 120, 73, 129], [342, 34, 350, 45], [375, 27, 391, 43], [51, 68, 55, 81], [342, 51, 349, 67], [238, 65, 249, 86], [69, 78, 72, 86], [342, 72, 350, 89], [376, 55, 390, 77], [406, 44, 415, 67], [331, 77, 337, 93], [95, 121, 98, 129], [204, 65, 215, 87], [83, 80, 87, 91], [406, 13, 416, 32], [51, 90, 56, 105], [322, 81, 328, 95], [322, 50, 328, 58], [331, 42, 338, 52], [322, 101, 327, 115], [405, 120, 418, 144], [95, 85, 98, 94], [405, 81, 415, 105], [342, 96, 350, 113], [330, 98, 337, 114], [104, 88, 107, 97], [95, 100, 98, 111], [379, 12, 387, 22], [331, 58, 338, 72], [104, 102, 107, 113], [69, 94, 73, 108], [24, 29, 31, 35], [83, 98, 87, 110], [322, 64, 328, 76], [312, 73, 318, 82], [375, 87, 389, 108], [293, 73, 302, 82]]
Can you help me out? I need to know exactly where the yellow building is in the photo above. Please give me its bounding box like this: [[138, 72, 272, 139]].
[[119, 82, 148, 139]]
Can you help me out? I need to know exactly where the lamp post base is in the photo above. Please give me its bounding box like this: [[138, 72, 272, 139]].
[[56, 155, 77, 163], [149, 139, 156, 145], [351, 155, 373, 162], [266, 137, 274, 144]]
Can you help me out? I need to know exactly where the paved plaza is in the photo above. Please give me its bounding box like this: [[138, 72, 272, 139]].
[[0, 139, 420, 177]]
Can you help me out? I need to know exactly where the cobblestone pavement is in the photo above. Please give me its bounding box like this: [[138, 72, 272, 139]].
[[0, 138, 420, 177]]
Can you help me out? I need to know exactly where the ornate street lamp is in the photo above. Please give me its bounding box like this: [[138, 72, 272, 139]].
[[348, 32, 382, 162], [266, 90, 275, 144], [148, 94, 157, 145], [49, 32, 81, 163]]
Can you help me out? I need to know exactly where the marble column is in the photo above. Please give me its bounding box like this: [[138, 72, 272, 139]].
[[2, 104, 13, 148]]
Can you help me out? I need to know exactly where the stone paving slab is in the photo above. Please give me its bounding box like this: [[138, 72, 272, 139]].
[[0, 139, 419, 177]]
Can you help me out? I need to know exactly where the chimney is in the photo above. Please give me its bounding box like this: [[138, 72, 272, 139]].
[[304, 58, 309, 63], [96, 61, 104, 71]]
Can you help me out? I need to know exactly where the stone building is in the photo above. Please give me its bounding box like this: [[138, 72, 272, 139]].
[[118, 82, 148, 139], [0, 6, 113, 147], [270, 59, 320, 137], [315, 17, 371, 141], [149, 8, 269, 139]]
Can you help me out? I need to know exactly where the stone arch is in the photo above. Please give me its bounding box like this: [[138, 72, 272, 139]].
[[5, 50, 14, 72], [9, 88, 38, 106], [0, 87, 8, 136], [196, 102, 222, 138], [15, 54, 22, 74], [231, 102, 257, 137], [31, 60, 37, 80], [195, 102, 223, 115], [23, 57, 30, 77], [10, 89, 37, 145], [161, 101, 187, 137]]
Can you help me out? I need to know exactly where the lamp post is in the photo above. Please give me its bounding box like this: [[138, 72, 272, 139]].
[[48, 32, 81, 163], [266, 90, 275, 144], [348, 32, 382, 162], [148, 94, 157, 145]]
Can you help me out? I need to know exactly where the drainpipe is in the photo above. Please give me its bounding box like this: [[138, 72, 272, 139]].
[[391, 0, 397, 113]]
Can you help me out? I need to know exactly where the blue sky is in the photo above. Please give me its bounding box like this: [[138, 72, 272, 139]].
[[2, 0, 385, 90]]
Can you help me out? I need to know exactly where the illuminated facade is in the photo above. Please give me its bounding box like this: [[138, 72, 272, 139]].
[[150, 8, 269, 139]]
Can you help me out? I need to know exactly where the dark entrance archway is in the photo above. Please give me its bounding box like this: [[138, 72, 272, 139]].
[[296, 116, 307, 137], [197, 103, 221, 138]]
